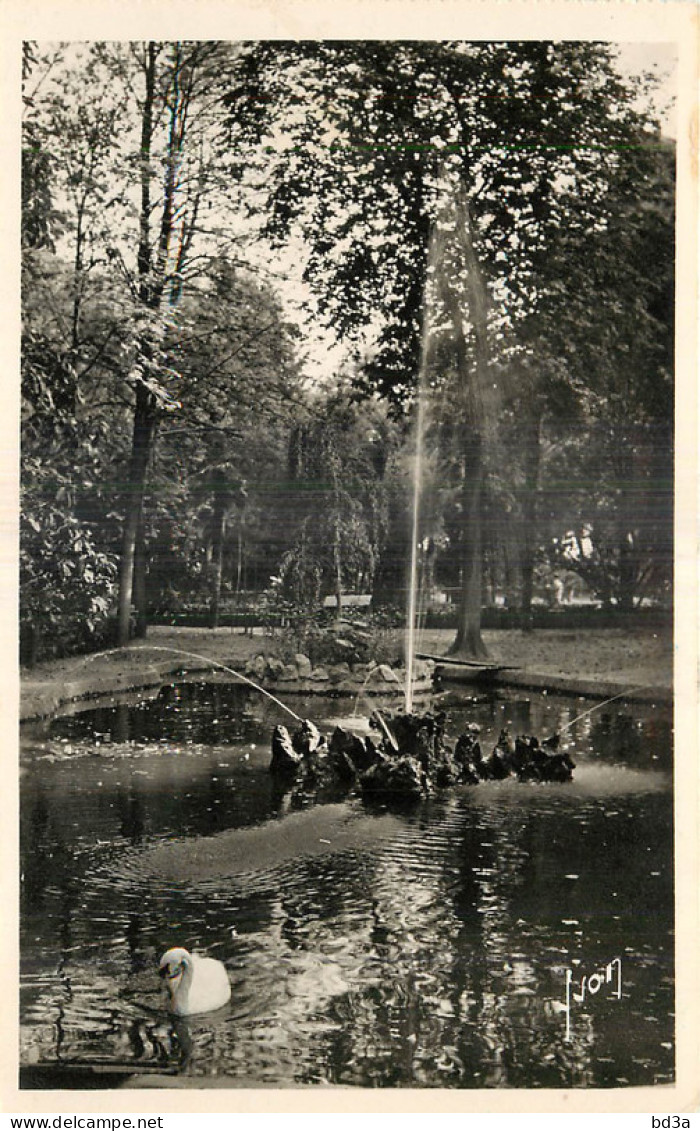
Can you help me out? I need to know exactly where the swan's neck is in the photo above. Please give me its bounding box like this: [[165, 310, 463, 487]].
[[171, 956, 193, 1007]]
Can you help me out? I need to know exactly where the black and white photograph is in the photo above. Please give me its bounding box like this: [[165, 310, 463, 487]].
[[5, 0, 698, 1112]]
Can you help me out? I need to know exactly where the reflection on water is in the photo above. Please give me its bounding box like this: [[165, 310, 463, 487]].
[[20, 683, 674, 1088]]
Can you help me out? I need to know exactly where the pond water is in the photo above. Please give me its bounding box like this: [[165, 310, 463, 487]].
[[20, 680, 674, 1089]]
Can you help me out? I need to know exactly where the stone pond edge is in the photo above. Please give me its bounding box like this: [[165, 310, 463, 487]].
[[19, 658, 672, 722]]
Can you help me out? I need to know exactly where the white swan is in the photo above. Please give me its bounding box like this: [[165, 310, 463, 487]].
[[159, 947, 231, 1016]]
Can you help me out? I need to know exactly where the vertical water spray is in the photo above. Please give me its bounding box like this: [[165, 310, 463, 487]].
[[406, 175, 496, 687], [405, 217, 443, 714], [405, 393, 425, 714]]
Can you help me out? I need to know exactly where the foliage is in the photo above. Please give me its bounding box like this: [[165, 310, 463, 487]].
[[276, 389, 396, 611], [20, 42, 310, 657], [225, 41, 658, 398], [21, 336, 119, 660], [147, 259, 305, 615], [273, 605, 403, 670], [21, 41, 675, 664], [223, 40, 674, 649]]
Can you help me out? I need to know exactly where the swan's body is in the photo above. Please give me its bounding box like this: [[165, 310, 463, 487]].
[[159, 947, 231, 1016]]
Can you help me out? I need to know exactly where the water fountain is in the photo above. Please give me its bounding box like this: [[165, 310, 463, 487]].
[[64, 643, 304, 722], [19, 175, 675, 1096], [262, 182, 582, 799]]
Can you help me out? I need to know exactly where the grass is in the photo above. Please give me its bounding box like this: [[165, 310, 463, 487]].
[[21, 621, 672, 697]]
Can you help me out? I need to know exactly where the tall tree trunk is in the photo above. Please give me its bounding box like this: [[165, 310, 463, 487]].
[[133, 513, 148, 638], [117, 43, 157, 649], [333, 517, 343, 625], [502, 517, 518, 609], [616, 438, 637, 612], [331, 464, 343, 624], [71, 196, 86, 350], [236, 520, 244, 598], [449, 434, 488, 658], [209, 497, 226, 630], [520, 409, 542, 629], [618, 531, 636, 612], [117, 387, 157, 646], [137, 43, 157, 293], [446, 186, 490, 658], [117, 43, 188, 647]]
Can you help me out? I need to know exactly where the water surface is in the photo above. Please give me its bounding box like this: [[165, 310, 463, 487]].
[[20, 681, 674, 1088]]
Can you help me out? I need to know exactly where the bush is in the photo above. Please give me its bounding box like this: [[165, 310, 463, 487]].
[[276, 604, 404, 669], [20, 502, 118, 665]]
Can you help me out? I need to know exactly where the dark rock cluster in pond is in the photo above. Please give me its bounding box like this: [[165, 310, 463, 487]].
[[461, 728, 575, 784], [270, 712, 575, 800]]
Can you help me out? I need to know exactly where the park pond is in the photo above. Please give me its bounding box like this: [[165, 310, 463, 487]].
[[19, 680, 674, 1089]]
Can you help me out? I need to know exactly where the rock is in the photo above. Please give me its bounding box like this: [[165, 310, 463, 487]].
[[384, 711, 446, 759], [376, 664, 400, 683], [309, 667, 330, 682], [304, 740, 331, 780], [270, 725, 304, 777], [414, 726, 434, 771], [518, 743, 575, 783], [294, 719, 324, 757], [486, 729, 517, 778], [328, 726, 357, 758], [270, 720, 328, 782], [509, 736, 549, 782], [335, 680, 359, 695], [278, 664, 300, 682], [327, 747, 357, 783], [360, 756, 424, 799], [516, 761, 542, 783], [363, 735, 383, 768], [486, 747, 511, 780], [270, 710, 575, 800], [267, 657, 285, 680], [510, 735, 531, 775], [454, 725, 481, 758], [433, 745, 460, 787], [540, 751, 575, 782], [294, 653, 312, 678], [433, 722, 481, 784], [252, 654, 268, 680], [328, 726, 380, 774], [328, 662, 351, 684]]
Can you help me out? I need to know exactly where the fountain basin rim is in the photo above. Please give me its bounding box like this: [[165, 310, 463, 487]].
[[437, 666, 672, 703]]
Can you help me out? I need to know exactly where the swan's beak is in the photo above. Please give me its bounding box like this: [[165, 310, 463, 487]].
[[159, 960, 185, 984]]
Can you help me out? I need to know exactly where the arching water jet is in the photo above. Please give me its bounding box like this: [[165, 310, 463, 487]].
[[64, 644, 303, 723]]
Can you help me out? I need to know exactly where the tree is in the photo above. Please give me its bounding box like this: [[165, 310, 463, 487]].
[[279, 390, 392, 621], [224, 40, 670, 653], [22, 41, 672, 661], [524, 133, 675, 611], [20, 330, 119, 661], [116, 41, 224, 645], [21, 45, 127, 658], [22, 42, 260, 647], [149, 256, 305, 618]]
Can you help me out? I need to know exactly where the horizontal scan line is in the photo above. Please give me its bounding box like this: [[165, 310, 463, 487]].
[[262, 141, 668, 154]]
